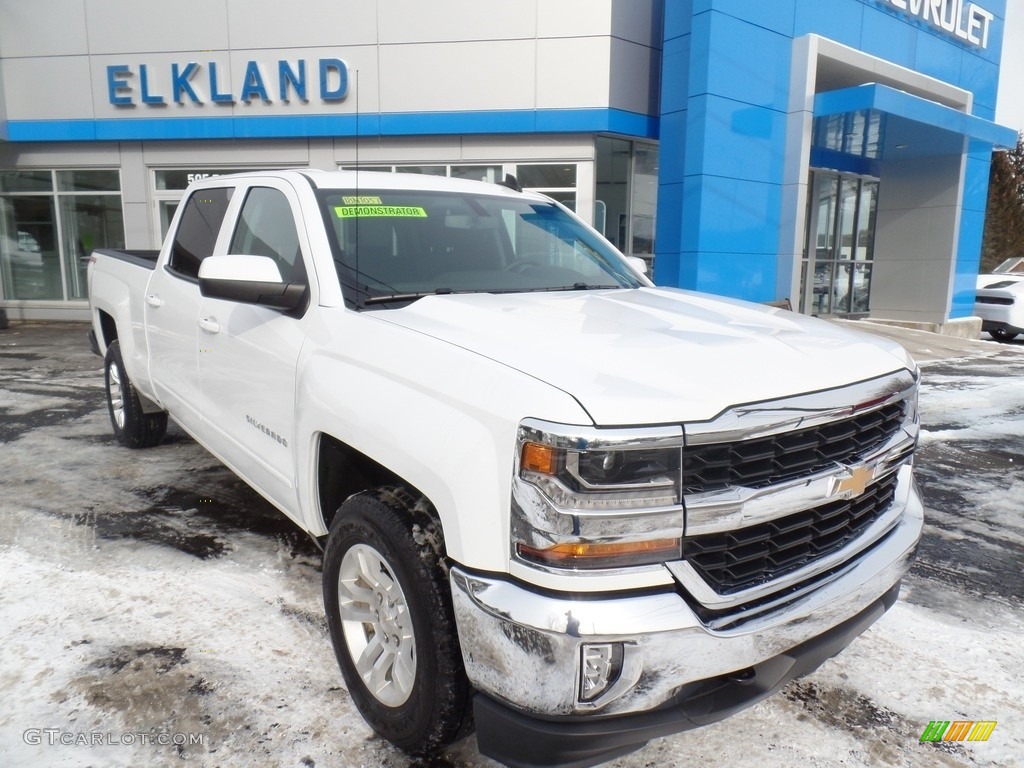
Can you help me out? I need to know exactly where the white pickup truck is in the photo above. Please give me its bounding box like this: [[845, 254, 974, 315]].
[[87, 169, 923, 767]]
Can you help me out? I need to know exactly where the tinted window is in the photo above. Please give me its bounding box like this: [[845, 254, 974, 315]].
[[229, 187, 305, 282], [317, 188, 643, 308], [168, 187, 233, 279]]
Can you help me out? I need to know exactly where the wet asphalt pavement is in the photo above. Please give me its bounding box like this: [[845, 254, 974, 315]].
[[1, 320, 1022, 768], [842, 321, 1024, 609]]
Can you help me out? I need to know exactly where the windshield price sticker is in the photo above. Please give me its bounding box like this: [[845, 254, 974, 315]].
[[334, 205, 427, 218]]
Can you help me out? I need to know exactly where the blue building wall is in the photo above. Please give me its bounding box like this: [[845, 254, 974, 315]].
[[655, 0, 1009, 318]]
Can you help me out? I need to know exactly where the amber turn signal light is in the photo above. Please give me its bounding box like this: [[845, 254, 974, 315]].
[[516, 538, 682, 569], [521, 441, 558, 475]]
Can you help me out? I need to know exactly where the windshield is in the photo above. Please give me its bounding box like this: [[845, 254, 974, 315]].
[[316, 188, 644, 307]]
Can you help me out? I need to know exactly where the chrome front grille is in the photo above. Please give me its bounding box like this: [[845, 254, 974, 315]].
[[670, 369, 919, 610], [682, 402, 906, 494], [682, 471, 899, 594]]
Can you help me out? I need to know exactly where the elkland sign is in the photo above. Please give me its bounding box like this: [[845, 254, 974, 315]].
[[106, 58, 349, 107], [876, 0, 994, 48]]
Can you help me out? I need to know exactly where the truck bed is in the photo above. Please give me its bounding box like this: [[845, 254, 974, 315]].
[[88, 247, 165, 398]]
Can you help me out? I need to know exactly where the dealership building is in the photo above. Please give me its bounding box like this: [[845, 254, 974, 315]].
[[0, 0, 1016, 329]]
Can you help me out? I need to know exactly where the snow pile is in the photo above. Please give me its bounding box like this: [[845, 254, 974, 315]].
[[2, 325, 1022, 767]]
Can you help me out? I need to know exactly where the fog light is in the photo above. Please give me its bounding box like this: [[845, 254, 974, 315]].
[[579, 643, 624, 703]]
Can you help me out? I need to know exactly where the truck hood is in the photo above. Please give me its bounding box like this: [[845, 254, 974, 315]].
[[375, 288, 915, 425]]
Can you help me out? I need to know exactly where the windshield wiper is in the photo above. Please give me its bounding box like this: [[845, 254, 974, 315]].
[[522, 283, 622, 292], [363, 284, 622, 305], [362, 288, 455, 306], [480, 284, 622, 296]]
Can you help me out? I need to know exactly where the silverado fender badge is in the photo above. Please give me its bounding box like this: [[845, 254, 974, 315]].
[[828, 463, 874, 500], [245, 414, 288, 447]]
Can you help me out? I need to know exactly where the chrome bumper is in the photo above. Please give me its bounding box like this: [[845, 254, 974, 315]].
[[450, 472, 923, 720]]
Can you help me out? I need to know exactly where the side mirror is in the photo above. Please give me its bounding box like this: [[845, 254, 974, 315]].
[[198, 254, 307, 311], [626, 256, 649, 276]]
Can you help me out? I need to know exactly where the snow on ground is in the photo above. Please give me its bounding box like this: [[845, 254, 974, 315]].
[[1, 323, 1023, 768]]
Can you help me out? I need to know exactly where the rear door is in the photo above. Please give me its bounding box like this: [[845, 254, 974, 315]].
[[196, 179, 313, 513], [146, 186, 234, 435]]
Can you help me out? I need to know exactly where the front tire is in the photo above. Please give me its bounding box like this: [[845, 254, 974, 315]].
[[323, 487, 472, 755], [103, 340, 168, 448]]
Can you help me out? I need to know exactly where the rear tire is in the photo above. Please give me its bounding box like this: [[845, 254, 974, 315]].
[[323, 486, 472, 755], [990, 328, 1019, 342], [104, 340, 168, 448]]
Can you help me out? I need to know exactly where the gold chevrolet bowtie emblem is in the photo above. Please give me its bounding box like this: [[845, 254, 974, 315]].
[[829, 464, 874, 499]]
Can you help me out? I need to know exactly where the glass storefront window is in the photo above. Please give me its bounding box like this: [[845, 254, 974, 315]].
[[0, 196, 61, 299], [450, 165, 501, 183], [339, 165, 392, 172], [857, 180, 878, 260], [0, 170, 53, 194], [630, 143, 658, 257], [395, 165, 447, 176], [596, 137, 631, 251], [851, 263, 872, 313], [343, 165, 503, 184], [155, 167, 282, 192], [516, 164, 576, 189], [801, 170, 877, 317], [837, 178, 859, 260], [595, 137, 659, 262], [813, 111, 883, 160], [155, 169, 254, 190], [832, 262, 853, 314], [0, 169, 124, 302], [516, 163, 577, 212], [57, 170, 120, 193], [813, 174, 838, 257], [812, 261, 834, 315], [59, 194, 125, 299], [159, 202, 180, 240]]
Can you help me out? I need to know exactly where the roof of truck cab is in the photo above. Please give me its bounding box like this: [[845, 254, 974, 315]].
[[193, 168, 546, 202]]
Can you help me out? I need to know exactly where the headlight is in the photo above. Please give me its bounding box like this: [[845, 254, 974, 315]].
[[512, 419, 684, 570], [520, 441, 681, 510]]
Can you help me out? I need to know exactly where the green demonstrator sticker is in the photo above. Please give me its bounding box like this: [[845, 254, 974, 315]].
[[334, 205, 427, 218]]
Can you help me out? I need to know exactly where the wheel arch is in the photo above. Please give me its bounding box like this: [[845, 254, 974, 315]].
[[315, 432, 438, 541], [96, 308, 118, 350]]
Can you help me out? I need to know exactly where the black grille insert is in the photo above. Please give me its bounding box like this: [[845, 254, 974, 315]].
[[682, 402, 905, 494], [683, 471, 899, 594], [976, 295, 1014, 306]]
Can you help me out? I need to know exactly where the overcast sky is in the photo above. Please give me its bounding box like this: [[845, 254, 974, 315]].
[[996, 4, 1024, 134]]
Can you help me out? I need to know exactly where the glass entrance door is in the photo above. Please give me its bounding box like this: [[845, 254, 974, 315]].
[[801, 170, 878, 316]]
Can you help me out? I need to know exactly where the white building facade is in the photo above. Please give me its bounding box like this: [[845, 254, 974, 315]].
[[0, 0, 1014, 328]]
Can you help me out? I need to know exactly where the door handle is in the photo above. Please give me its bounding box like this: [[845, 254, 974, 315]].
[[145, 294, 163, 308], [198, 317, 221, 334]]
